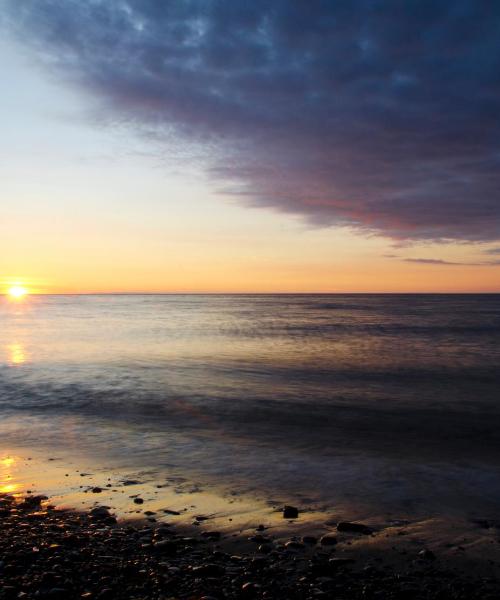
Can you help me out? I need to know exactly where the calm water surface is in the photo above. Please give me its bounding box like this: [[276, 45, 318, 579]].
[[1, 294, 500, 518]]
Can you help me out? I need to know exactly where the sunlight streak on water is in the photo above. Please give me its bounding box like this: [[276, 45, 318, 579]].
[[7, 343, 26, 366]]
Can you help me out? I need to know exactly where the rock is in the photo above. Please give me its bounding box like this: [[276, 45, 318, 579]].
[[133, 497, 144, 504], [90, 507, 111, 519], [419, 548, 436, 561], [329, 557, 355, 568], [201, 531, 221, 540], [249, 534, 271, 544], [154, 526, 171, 537], [249, 556, 268, 570], [91, 487, 102, 493], [283, 505, 299, 519], [303, 535, 318, 545], [152, 540, 178, 555], [192, 563, 225, 577], [22, 495, 48, 508], [337, 521, 372, 535], [285, 540, 305, 550], [47, 588, 69, 599], [162, 508, 181, 515], [320, 535, 338, 546], [308, 560, 331, 577], [241, 582, 259, 596]]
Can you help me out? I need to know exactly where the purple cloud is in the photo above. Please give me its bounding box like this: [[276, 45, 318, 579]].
[[403, 258, 473, 265], [4, 1, 500, 241], [390, 256, 500, 266]]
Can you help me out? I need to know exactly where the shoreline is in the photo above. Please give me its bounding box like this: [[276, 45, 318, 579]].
[[3, 452, 500, 556], [2, 493, 500, 599]]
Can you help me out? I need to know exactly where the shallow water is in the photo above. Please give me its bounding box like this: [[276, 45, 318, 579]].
[[1, 294, 500, 520]]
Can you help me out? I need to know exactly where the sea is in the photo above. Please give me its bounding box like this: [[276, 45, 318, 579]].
[[1, 294, 500, 522]]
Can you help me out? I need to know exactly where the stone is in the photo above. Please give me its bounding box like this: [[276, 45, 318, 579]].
[[285, 540, 305, 550], [336, 521, 372, 535], [329, 557, 355, 567], [192, 563, 225, 577], [152, 540, 178, 555], [283, 505, 299, 519], [303, 535, 318, 545], [320, 535, 338, 546], [201, 531, 221, 540], [90, 507, 111, 519]]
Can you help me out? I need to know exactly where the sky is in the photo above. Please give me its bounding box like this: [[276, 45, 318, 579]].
[[1, 0, 500, 293]]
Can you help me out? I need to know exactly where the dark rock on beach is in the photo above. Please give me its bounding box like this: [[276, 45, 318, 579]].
[[283, 505, 299, 519], [319, 534, 338, 546], [337, 521, 373, 535], [419, 548, 436, 561]]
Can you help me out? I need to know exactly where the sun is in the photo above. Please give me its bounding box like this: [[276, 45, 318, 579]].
[[7, 285, 28, 299]]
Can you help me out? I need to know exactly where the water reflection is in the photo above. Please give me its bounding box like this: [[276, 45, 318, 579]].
[[7, 343, 26, 366], [0, 455, 18, 495]]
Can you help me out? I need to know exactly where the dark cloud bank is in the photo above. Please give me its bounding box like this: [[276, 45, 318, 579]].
[[4, 1, 500, 242]]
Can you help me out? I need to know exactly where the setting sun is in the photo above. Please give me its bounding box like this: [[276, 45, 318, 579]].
[[7, 285, 28, 299]]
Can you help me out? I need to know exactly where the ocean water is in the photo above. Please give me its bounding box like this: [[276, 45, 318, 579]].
[[1, 294, 500, 519]]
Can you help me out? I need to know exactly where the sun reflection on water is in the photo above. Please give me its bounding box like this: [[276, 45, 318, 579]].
[[0, 455, 18, 495], [7, 343, 26, 365]]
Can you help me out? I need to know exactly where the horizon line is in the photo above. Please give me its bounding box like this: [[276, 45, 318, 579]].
[[7, 291, 500, 296]]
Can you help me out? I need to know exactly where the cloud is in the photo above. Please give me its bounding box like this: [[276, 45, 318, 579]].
[[390, 256, 500, 266], [484, 247, 500, 255], [403, 258, 477, 266], [3, 1, 500, 241]]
